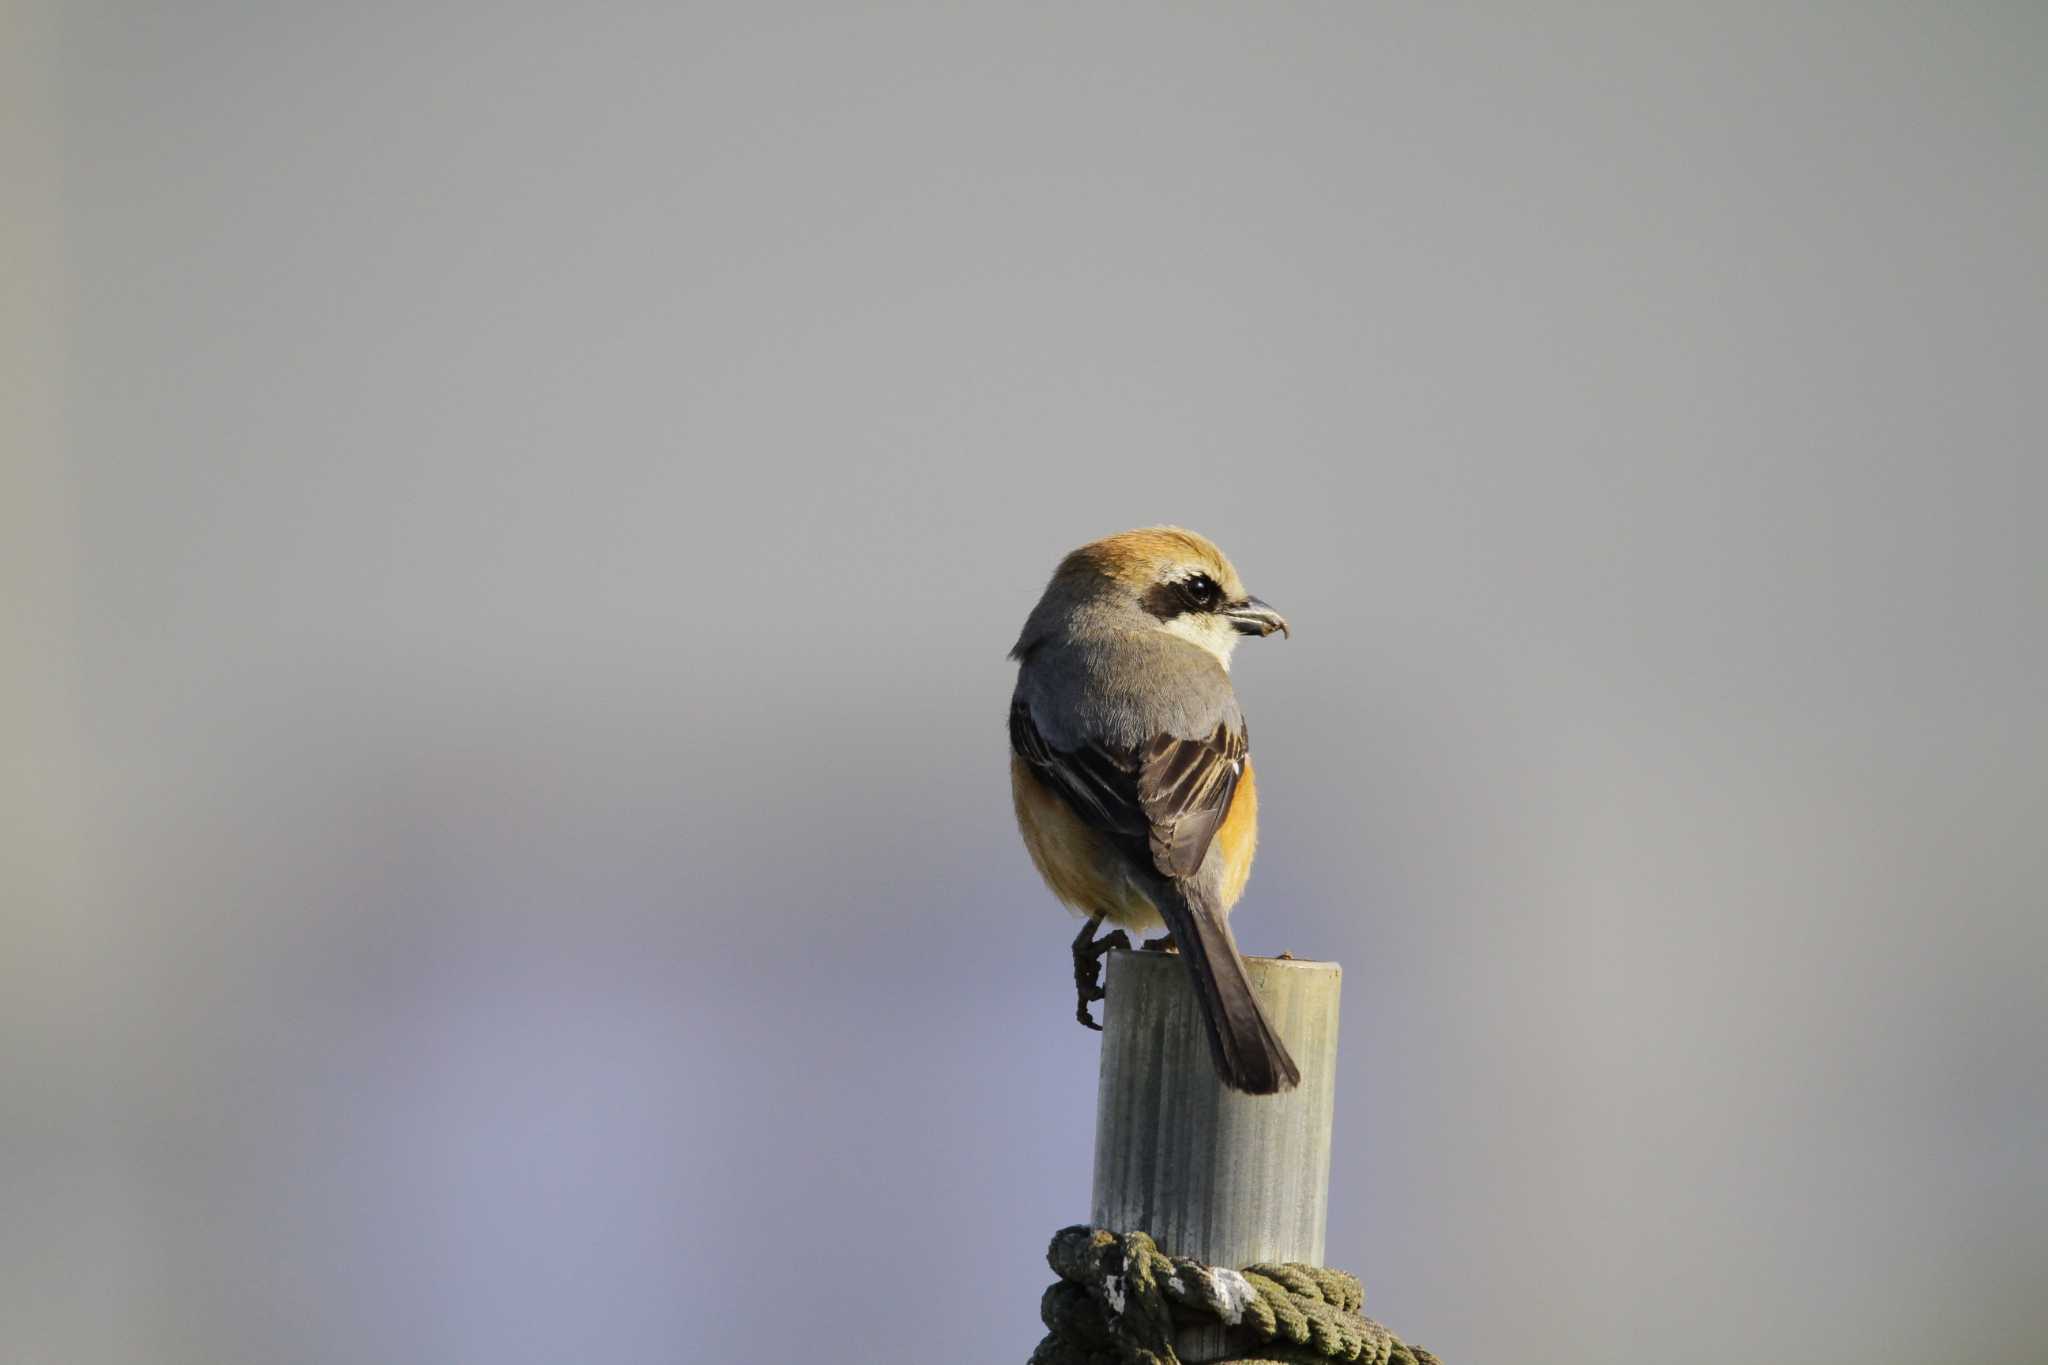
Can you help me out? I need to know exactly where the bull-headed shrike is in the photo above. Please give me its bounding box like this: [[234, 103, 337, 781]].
[[1009, 527, 1300, 1095]]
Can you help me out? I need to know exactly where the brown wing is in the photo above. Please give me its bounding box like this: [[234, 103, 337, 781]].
[[1136, 721, 1248, 878], [1010, 697, 1247, 881]]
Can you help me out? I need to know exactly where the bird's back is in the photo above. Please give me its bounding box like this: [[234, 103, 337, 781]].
[[1013, 629, 1257, 915], [1014, 628, 1242, 752]]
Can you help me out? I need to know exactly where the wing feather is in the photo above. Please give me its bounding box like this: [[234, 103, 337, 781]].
[[1137, 722, 1247, 878], [1009, 697, 1246, 881]]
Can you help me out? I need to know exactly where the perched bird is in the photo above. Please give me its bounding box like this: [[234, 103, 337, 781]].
[[1008, 527, 1300, 1094]]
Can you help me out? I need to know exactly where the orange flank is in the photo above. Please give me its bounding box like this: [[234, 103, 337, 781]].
[[1213, 755, 1258, 908]]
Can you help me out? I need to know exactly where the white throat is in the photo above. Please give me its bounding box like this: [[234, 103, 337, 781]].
[[1159, 613, 1240, 670]]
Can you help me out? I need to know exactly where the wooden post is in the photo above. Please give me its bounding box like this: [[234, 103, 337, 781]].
[[1091, 949, 1341, 1363]]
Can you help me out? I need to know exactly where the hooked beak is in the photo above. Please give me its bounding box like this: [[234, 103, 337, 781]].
[[1223, 596, 1290, 639]]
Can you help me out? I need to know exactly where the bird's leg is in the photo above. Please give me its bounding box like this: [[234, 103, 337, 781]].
[[1072, 914, 1131, 1031], [1141, 933, 1178, 953]]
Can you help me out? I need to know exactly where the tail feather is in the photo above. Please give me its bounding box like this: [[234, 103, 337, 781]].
[[1152, 887, 1301, 1095]]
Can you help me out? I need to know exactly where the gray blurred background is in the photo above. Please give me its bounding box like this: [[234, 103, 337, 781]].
[[6, 3, 2045, 1362]]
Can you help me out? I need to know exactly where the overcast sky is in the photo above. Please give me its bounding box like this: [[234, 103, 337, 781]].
[[7, 4, 2046, 1363]]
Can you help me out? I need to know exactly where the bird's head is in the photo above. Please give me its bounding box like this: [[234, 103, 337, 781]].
[[1011, 526, 1289, 669]]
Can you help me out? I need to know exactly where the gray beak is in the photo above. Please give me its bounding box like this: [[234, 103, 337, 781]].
[[1223, 596, 1290, 638]]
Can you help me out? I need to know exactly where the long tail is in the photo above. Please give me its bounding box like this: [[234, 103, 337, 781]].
[[1150, 883, 1301, 1095]]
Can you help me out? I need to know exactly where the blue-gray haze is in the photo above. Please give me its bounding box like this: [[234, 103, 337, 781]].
[[6, 4, 2044, 1362]]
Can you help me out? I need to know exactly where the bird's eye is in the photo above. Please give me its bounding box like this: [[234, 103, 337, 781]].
[[1178, 573, 1223, 610]]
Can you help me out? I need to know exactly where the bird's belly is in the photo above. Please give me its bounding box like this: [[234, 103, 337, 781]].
[[1010, 757, 1164, 931]]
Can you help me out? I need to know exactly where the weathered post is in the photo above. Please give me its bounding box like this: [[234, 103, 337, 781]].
[[1091, 949, 1342, 1363]]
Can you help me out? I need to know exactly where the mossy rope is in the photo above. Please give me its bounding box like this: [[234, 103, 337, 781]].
[[1029, 1227, 1441, 1365]]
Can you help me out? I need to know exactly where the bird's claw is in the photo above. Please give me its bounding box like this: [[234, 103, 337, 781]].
[[1072, 914, 1131, 1030]]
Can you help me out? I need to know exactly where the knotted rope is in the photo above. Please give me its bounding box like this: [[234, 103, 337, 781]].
[[1029, 1227, 1441, 1365]]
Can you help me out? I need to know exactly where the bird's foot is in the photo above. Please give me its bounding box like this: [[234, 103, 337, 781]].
[[1141, 934, 1178, 953], [1072, 914, 1132, 1031]]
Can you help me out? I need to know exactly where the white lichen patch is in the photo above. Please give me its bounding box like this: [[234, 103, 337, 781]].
[[1208, 1267, 1258, 1325], [1102, 1271, 1127, 1316]]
